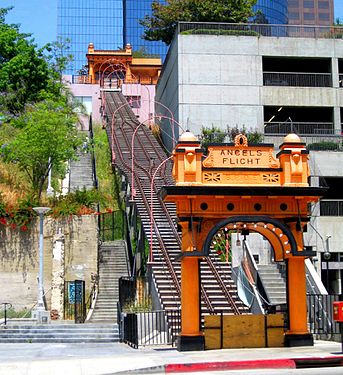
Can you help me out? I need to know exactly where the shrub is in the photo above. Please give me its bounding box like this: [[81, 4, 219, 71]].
[[307, 142, 340, 151], [181, 29, 260, 37]]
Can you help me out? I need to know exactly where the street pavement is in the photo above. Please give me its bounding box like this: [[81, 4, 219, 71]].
[[0, 340, 342, 374]]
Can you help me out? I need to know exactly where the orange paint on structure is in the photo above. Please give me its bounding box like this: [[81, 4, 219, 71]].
[[162, 132, 327, 351], [82, 43, 161, 85]]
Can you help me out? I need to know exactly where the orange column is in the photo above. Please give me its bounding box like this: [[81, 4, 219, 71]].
[[178, 221, 204, 351], [181, 257, 201, 335], [287, 256, 308, 334], [285, 222, 313, 346]]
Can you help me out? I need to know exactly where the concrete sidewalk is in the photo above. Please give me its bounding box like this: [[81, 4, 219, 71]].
[[0, 340, 342, 374]]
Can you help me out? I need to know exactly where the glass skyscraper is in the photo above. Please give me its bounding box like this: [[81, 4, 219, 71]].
[[253, 0, 288, 24], [124, 0, 168, 58], [58, 0, 167, 74], [57, 0, 293, 75]]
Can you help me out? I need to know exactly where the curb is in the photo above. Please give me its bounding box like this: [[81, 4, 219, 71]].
[[112, 355, 343, 374], [165, 358, 296, 373]]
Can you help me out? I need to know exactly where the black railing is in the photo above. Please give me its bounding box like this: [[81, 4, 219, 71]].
[[307, 294, 341, 335], [263, 72, 332, 88], [99, 211, 125, 242], [177, 22, 343, 39], [119, 277, 136, 307], [122, 309, 181, 348], [88, 115, 99, 190], [0, 302, 12, 326], [320, 200, 343, 216], [64, 280, 86, 323], [264, 122, 335, 136]]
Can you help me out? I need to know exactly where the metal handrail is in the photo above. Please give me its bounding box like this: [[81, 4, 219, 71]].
[[110, 91, 246, 315], [0, 302, 12, 326], [242, 240, 268, 312], [108, 98, 181, 298], [114, 96, 217, 313], [88, 115, 99, 189], [177, 21, 343, 39], [263, 71, 332, 87], [264, 121, 335, 136], [320, 199, 343, 216]]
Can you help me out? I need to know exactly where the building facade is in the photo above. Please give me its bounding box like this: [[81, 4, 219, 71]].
[[57, 0, 124, 74], [254, 0, 288, 24], [123, 0, 168, 58], [66, 43, 161, 127], [288, 0, 334, 26], [156, 25, 343, 294], [57, 0, 167, 75]]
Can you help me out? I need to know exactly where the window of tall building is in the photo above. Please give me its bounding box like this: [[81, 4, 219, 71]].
[[318, 1, 329, 9], [288, 0, 299, 7], [304, 0, 314, 8], [304, 12, 315, 21], [318, 12, 330, 21], [289, 12, 300, 20]]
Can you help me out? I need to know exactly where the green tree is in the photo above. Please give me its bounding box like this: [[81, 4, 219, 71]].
[[0, 7, 64, 115], [140, 0, 257, 45], [2, 99, 82, 200], [43, 37, 73, 91]]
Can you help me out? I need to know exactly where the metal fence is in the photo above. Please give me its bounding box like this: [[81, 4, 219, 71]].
[[263, 72, 332, 88], [307, 294, 341, 335], [122, 309, 181, 348], [320, 200, 343, 216], [64, 280, 86, 323], [264, 122, 335, 136], [178, 22, 343, 39], [99, 211, 125, 242], [119, 277, 136, 307], [72, 75, 93, 84]]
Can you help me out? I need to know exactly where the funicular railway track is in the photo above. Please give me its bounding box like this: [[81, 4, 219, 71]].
[[103, 91, 247, 321]]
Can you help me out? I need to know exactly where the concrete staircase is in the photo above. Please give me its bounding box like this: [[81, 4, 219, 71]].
[[0, 323, 119, 343], [88, 240, 129, 323], [69, 151, 94, 191], [257, 263, 287, 306]]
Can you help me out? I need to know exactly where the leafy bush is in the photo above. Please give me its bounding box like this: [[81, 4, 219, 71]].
[[49, 188, 104, 218], [181, 29, 259, 37], [122, 297, 152, 313], [199, 126, 227, 152], [0, 306, 29, 319], [200, 125, 263, 152], [307, 142, 340, 151], [0, 193, 38, 230]]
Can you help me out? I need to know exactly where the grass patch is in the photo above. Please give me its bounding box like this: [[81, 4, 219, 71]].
[[93, 124, 121, 211]]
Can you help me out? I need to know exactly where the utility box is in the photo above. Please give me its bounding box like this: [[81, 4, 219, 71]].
[[333, 301, 343, 322]]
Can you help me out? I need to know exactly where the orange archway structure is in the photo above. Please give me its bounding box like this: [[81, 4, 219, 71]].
[[161, 132, 327, 351], [85, 43, 161, 85]]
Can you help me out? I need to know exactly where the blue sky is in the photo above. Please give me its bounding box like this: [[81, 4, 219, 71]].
[[2, 0, 57, 46], [2, 0, 343, 47]]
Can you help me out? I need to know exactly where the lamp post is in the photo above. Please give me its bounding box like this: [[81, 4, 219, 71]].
[[46, 157, 54, 197], [32, 207, 51, 323], [323, 235, 331, 292]]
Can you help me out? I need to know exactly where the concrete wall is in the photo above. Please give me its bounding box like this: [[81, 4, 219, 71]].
[[0, 215, 98, 313], [156, 37, 180, 152], [64, 75, 102, 129], [156, 34, 343, 137], [122, 83, 156, 124], [66, 76, 157, 131]]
